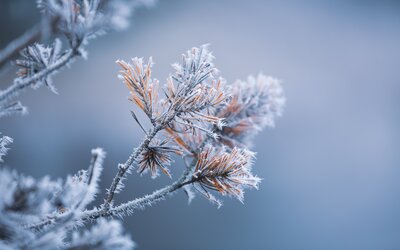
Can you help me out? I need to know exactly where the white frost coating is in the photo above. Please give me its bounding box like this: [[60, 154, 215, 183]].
[[0, 145, 121, 249]]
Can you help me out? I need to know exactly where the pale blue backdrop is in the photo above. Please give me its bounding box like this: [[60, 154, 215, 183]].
[[1, 0, 400, 249]]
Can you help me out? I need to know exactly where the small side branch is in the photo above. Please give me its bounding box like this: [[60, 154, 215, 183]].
[[86, 166, 195, 221], [26, 160, 196, 231]]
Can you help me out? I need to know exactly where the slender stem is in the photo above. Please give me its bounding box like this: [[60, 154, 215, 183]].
[[86, 169, 195, 220], [0, 49, 77, 104]]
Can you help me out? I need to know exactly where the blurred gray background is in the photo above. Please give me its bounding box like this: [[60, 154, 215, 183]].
[[1, 0, 400, 249]]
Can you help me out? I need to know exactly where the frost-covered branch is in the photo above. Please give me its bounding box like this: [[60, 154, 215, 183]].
[[0, 45, 285, 249], [85, 163, 195, 220], [104, 46, 221, 207], [24, 159, 193, 231], [0, 140, 135, 249]]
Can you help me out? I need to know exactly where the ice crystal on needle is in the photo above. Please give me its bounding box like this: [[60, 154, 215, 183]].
[[137, 139, 182, 178]]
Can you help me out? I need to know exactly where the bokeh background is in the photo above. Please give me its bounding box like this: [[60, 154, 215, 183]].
[[1, 0, 400, 249]]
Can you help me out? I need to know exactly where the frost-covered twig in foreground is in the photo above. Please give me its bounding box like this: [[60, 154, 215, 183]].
[[0, 144, 134, 249]]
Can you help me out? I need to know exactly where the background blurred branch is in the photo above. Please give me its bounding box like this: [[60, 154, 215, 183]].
[[0, 24, 41, 69], [0, 48, 77, 104]]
